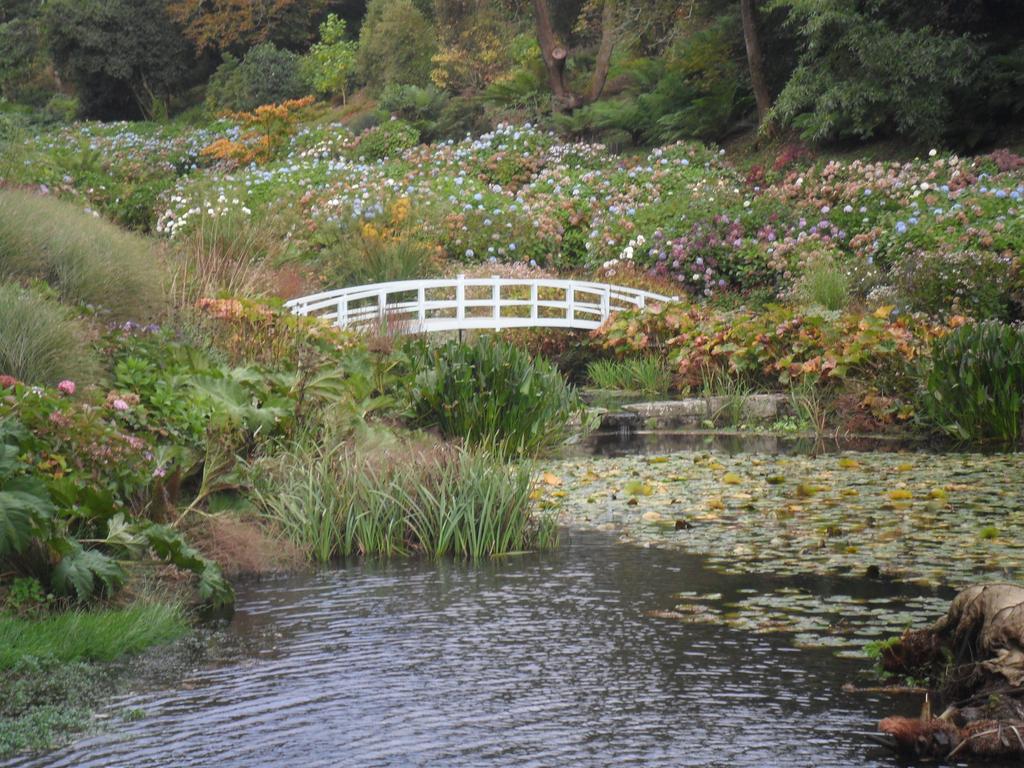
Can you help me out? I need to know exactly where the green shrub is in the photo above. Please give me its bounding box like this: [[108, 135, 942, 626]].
[[557, 22, 746, 146], [771, 5, 979, 145], [252, 437, 554, 560], [923, 320, 1024, 444], [206, 43, 309, 113], [586, 357, 672, 394], [304, 13, 358, 104], [357, 0, 437, 92], [378, 84, 448, 141], [0, 190, 163, 319], [0, 285, 101, 386], [406, 338, 584, 458], [354, 119, 420, 161], [41, 95, 79, 124], [889, 248, 1021, 321]]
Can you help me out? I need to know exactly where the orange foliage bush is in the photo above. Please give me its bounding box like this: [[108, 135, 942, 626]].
[[202, 96, 315, 166]]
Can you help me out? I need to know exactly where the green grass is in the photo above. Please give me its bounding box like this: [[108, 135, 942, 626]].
[[586, 357, 672, 394], [253, 437, 556, 561], [0, 189, 164, 319], [701, 367, 755, 427], [0, 603, 188, 670], [0, 284, 102, 385]]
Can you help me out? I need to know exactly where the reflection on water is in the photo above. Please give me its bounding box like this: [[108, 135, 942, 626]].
[[578, 429, 930, 457], [6, 532, 918, 768]]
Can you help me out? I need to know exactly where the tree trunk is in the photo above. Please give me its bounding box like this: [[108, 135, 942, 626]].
[[532, 0, 578, 111], [586, 0, 617, 104], [740, 0, 772, 125]]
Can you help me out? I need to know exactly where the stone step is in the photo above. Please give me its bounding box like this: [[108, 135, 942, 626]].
[[598, 393, 792, 430]]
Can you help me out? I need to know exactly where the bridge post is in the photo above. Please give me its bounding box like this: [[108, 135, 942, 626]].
[[600, 287, 610, 320], [530, 284, 538, 320], [417, 286, 426, 330], [491, 275, 500, 330], [456, 274, 465, 322], [567, 284, 575, 325], [337, 296, 348, 327]]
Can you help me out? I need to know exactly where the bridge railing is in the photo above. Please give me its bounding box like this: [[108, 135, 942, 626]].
[[285, 275, 675, 333]]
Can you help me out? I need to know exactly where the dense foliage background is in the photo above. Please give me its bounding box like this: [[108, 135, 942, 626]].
[[2, 0, 1022, 149]]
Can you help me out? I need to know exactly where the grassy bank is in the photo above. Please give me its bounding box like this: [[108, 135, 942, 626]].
[[0, 603, 188, 756], [0, 603, 187, 669]]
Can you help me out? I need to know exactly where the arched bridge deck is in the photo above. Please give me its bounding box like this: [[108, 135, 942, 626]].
[[286, 275, 674, 333]]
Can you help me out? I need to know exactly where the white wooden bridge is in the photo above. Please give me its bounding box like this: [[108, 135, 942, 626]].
[[286, 275, 674, 333]]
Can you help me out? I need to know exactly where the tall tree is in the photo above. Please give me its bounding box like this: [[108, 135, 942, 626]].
[[532, 0, 618, 112], [739, 0, 771, 124], [47, 0, 199, 119], [167, 0, 327, 54]]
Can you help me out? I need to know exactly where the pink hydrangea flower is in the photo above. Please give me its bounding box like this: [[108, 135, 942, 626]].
[[112, 398, 130, 411], [57, 380, 76, 396], [0, 375, 18, 390]]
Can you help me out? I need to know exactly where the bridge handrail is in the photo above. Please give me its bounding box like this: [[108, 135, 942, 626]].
[[285, 275, 676, 333]]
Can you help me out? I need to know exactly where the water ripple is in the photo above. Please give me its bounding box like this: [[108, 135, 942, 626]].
[[6, 532, 911, 768]]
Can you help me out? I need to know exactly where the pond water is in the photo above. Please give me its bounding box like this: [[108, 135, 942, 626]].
[[8, 531, 921, 768], [546, 436, 1024, 655], [8, 438, 1021, 767]]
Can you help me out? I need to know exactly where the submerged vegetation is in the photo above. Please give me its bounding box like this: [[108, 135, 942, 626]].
[[543, 449, 1022, 654]]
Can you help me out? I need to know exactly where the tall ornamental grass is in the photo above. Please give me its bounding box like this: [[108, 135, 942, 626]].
[[251, 439, 556, 562], [0, 190, 163, 319], [923, 320, 1024, 444], [406, 338, 585, 458], [796, 258, 850, 311], [0, 285, 102, 385], [168, 211, 276, 308]]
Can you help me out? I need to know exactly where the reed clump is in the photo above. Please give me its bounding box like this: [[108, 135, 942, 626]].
[[251, 436, 557, 562]]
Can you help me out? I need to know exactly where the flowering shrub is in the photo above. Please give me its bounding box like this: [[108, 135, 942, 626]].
[[12, 116, 1024, 321], [0, 412, 232, 606], [1, 381, 156, 500]]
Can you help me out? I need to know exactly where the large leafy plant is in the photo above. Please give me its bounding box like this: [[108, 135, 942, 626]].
[[923, 320, 1024, 444], [0, 416, 233, 607], [405, 338, 585, 458]]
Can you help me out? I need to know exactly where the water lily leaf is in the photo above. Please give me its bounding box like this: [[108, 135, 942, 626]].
[[624, 479, 654, 496]]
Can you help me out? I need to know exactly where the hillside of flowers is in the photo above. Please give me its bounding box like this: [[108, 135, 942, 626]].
[[6, 114, 1022, 326]]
